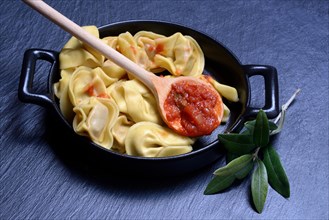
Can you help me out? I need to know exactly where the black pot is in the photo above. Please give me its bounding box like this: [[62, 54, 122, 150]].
[[18, 20, 279, 176]]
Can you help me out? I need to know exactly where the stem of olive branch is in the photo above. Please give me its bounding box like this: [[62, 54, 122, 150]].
[[253, 147, 261, 161], [274, 88, 301, 124], [270, 88, 301, 135]]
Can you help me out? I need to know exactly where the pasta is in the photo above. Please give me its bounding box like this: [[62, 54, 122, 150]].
[[73, 97, 119, 149], [59, 26, 104, 69], [111, 115, 134, 153], [108, 79, 162, 124], [117, 32, 152, 71], [68, 66, 108, 107], [125, 122, 194, 157], [134, 31, 204, 76], [54, 69, 74, 120], [54, 26, 239, 157]]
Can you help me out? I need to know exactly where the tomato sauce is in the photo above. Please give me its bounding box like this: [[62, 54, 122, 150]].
[[86, 84, 96, 96], [164, 80, 222, 137], [155, 43, 164, 54], [85, 84, 108, 98]]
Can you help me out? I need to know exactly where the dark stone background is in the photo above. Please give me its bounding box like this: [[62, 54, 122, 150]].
[[1, 0, 328, 219]]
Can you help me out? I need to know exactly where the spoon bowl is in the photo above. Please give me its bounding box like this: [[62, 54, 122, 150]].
[[154, 76, 224, 137]]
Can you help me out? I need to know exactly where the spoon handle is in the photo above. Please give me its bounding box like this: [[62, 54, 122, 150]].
[[23, 0, 157, 92]]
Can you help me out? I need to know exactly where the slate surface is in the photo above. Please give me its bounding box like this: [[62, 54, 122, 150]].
[[1, 0, 328, 219]]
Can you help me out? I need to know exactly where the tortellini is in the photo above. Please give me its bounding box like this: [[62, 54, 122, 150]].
[[134, 31, 204, 76], [117, 32, 152, 71], [54, 26, 239, 158], [54, 69, 75, 120], [125, 122, 194, 157], [60, 26, 104, 69], [111, 115, 134, 153], [108, 79, 162, 124], [73, 97, 119, 149], [68, 67, 109, 107]]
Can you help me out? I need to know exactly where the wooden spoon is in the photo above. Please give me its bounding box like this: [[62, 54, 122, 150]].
[[23, 0, 224, 137]]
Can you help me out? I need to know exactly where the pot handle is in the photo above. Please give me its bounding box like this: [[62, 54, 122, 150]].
[[18, 49, 59, 108], [243, 65, 279, 119]]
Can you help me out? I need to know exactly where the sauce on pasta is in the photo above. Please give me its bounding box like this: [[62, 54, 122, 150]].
[[164, 80, 223, 137], [85, 84, 108, 98]]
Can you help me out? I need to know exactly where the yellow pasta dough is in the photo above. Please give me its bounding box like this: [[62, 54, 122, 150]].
[[117, 32, 152, 71], [54, 69, 74, 120], [73, 97, 119, 150], [60, 26, 104, 69], [125, 122, 194, 157], [111, 115, 134, 153], [133, 31, 205, 76], [108, 79, 162, 124], [68, 67, 108, 107]]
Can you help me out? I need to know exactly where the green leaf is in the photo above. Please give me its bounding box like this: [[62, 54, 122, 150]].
[[214, 154, 253, 176], [204, 175, 235, 195], [251, 159, 268, 213], [253, 110, 270, 148], [244, 120, 278, 135], [204, 155, 254, 195], [235, 160, 254, 179], [218, 134, 256, 154], [263, 145, 290, 198]]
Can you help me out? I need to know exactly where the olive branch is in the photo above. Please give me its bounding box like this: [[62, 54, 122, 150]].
[[204, 89, 300, 213]]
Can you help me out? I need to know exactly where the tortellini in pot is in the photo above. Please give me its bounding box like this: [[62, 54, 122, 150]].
[[68, 67, 109, 107], [117, 32, 153, 71], [125, 122, 194, 157], [111, 115, 134, 154], [134, 31, 205, 76], [108, 79, 162, 124], [59, 26, 104, 69], [153, 33, 204, 77], [54, 26, 239, 158], [54, 69, 75, 120], [73, 97, 119, 150]]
